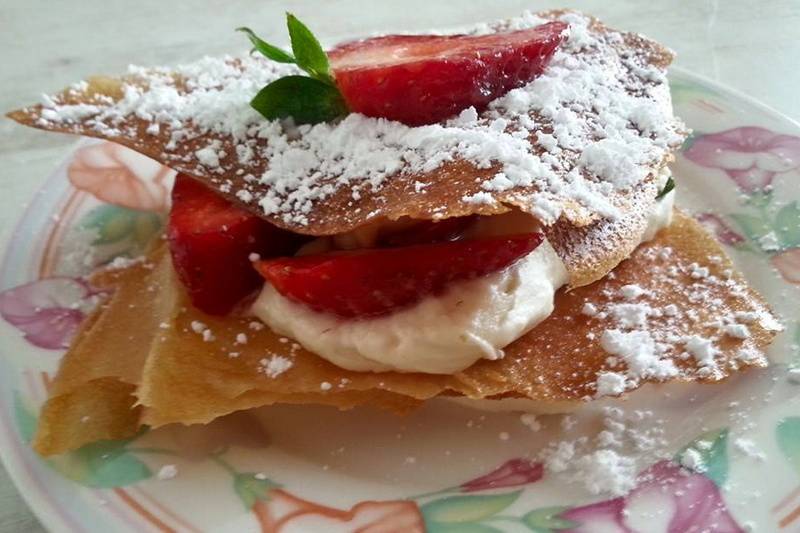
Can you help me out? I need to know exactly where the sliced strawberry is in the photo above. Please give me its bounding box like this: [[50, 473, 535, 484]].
[[255, 233, 543, 318], [329, 21, 567, 126], [379, 216, 477, 247], [168, 174, 303, 315]]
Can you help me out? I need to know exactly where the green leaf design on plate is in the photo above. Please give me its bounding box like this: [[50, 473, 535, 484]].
[[427, 523, 504, 533], [746, 189, 774, 209], [774, 201, 800, 248], [421, 491, 521, 524], [792, 325, 800, 369], [669, 79, 720, 103], [680, 131, 701, 153], [522, 506, 577, 532], [729, 213, 772, 247], [132, 212, 163, 247], [675, 428, 729, 486], [11, 396, 150, 488], [234, 473, 282, 509], [776, 418, 800, 477], [251, 75, 347, 124], [286, 13, 332, 84], [80, 205, 162, 247], [53, 437, 152, 488], [13, 392, 37, 443]]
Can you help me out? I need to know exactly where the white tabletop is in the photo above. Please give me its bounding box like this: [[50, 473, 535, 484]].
[[1, 0, 799, 531]]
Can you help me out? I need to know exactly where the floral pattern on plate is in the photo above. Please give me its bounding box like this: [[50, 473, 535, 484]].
[[0, 278, 99, 350], [68, 141, 174, 213], [685, 126, 800, 286]]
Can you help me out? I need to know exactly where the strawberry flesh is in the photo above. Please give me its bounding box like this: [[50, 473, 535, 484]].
[[255, 233, 543, 319], [329, 21, 567, 125], [168, 174, 303, 315]]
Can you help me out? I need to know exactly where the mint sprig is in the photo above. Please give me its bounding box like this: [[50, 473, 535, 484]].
[[286, 14, 333, 84], [236, 27, 296, 64], [656, 176, 675, 200], [250, 76, 346, 124], [238, 14, 347, 124]]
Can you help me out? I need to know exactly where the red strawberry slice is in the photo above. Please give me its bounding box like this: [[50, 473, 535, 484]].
[[255, 233, 543, 318], [167, 174, 303, 315], [329, 21, 567, 126]]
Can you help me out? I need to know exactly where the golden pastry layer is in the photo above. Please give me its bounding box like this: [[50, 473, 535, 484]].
[[33, 212, 777, 455]]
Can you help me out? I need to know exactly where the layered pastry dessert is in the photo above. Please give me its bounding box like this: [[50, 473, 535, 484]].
[[7, 10, 780, 456]]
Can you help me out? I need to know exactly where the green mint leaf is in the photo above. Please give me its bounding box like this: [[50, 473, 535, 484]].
[[285, 13, 332, 83], [656, 177, 674, 200], [250, 75, 347, 124], [236, 27, 296, 64]]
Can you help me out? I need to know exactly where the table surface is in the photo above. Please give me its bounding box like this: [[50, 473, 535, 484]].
[[2, 0, 799, 531]]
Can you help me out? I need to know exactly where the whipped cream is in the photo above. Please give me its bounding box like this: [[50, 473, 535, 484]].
[[252, 191, 675, 375], [253, 236, 567, 374]]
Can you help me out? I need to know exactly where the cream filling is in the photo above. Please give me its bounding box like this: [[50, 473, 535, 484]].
[[253, 237, 567, 374], [252, 184, 675, 375]]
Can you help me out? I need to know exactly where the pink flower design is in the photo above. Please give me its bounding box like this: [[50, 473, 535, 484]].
[[560, 497, 629, 532], [561, 461, 742, 533], [684, 127, 800, 193], [68, 142, 175, 212], [695, 213, 746, 246], [459, 458, 544, 492], [0, 278, 98, 350], [772, 248, 800, 285]]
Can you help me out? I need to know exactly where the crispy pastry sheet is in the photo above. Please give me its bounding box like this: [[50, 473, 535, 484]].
[[7, 11, 681, 238], [33, 212, 778, 455]]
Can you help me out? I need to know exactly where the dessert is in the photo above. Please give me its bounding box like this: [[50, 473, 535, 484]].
[[7, 10, 780, 456]]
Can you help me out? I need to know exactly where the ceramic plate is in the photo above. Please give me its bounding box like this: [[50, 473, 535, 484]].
[[1, 68, 800, 533]]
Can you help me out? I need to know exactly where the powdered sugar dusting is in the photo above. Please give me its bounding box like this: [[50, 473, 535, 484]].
[[258, 354, 293, 378], [581, 241, 780, 398], [28, 10, 684, 231], [541, 407, 667, 496]]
